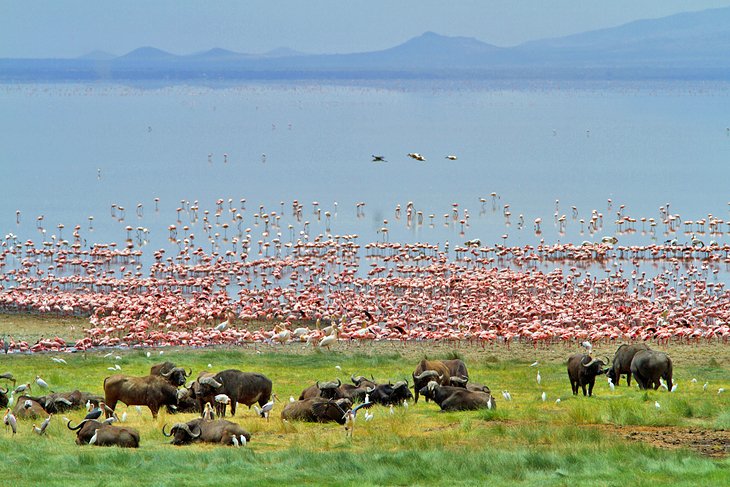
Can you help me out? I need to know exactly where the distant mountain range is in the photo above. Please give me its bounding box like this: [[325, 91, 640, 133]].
[[4, 7, 730, 81]]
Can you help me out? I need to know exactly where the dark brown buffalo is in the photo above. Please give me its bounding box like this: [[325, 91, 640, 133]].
[[281, 397, 352, 424], [150, 361, 191, 387], [418, 382, 495, 411], [103, 374, 178, 418], [67, 419, 103, 444], [299, 379, 344, 400], [27, 390, 103, 414], [166, 387, 200, 414], [0, 386, 8, 408], [163, 418, 251, 446], [442, 359, 469, 380], [567, 354, 609, 396], [13, 396, 47, 419], [631, 350, 673, 390], [194, 369, 272, 416], [447, 376, 491, 395], [366, 381, 413, 405], [607, 344, 650, 386], [350, 374, 377, 390], [412, 360, 451, 404]]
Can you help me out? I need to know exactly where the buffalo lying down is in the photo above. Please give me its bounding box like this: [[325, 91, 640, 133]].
[[67, 419, 140, 448], [163, 418, 251, 446]]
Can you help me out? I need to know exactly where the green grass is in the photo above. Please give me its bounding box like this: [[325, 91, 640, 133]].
[[0, 338, 728, 486]]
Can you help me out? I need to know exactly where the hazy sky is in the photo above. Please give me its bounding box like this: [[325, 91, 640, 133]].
[[3, 0, 730, 58]]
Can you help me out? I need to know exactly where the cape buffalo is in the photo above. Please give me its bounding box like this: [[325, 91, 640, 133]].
[[350, 374, 377, 390], [299, 379, 343, 400], [27, 390, 103, 414], [631, 350, 673, 390], [281, 397, 352, 424], [103, 374, 178, 418], [442, 359, 469, 379], [13, 396, 47, 419], [418, 381, 495, 412], [68, 419, 103, 444], [194, 369, 272, 416], [412, 360, 451, 404], [163, 418, 251, 446], [67, 419, 139, 447], [150, 361, 192, 387], [366, 381, 413, 405], [607, 344, 650, 386], [567, 354, 609, 396], [167, 386, 200, 414], [0, 387, 8, 408]]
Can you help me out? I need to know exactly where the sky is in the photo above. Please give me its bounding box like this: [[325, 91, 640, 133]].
[[3, 0, 730, 58]]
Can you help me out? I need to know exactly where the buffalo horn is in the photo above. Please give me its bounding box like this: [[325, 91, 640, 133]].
[[450, 376, 468, 385], [189, 424, 202, 438], [199, 376, 222, 388], [55, 397, 73, 405], [413, 370, 439, 380], [0, 386, 7, 395], [161, 424, 173, 437], [582, 357, 599, 367], [351, 374, 363, 385], [186, 368, 193, 377], [160, 368, 173, 377], [365, 386, 374, 393], [393, 380, 407, 389]]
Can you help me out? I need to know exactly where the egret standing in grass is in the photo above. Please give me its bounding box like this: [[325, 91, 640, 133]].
[[35, 375, 49, 390], [536, 371, 542, 386]]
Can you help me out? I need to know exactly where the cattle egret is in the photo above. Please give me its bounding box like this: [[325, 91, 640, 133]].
[[35, 376, 49, 390], [691, 378, 697, 383], [487, 397, 493, 410], [239, 435, 247, 446], [24, 399, 33, 409], [704, 382, 709, 392], [671, 383, 678, 393], [85, 400, 91, 411], [232, 436, 240, 447], [403, 400, 409, 409], [541, 392, 547, 402], [207, 364, 213, 368], [146, 352, 151, 358], [530, 361, 539, 367], [103, 417, 116, 425], [115, 356, 122, 361], [502, 391, 512, 401], [720, 388, 726, 394], [389, 405, 395, 415], [555, 398, 561, 405], [536, 371, 542, 385], [654, 401, 661, 409], [289, 396, 296, 403], [659, 378, 668, 390], [121, 411, 127, 422], [4, 408, 17, 434], [364, 411, 374, 422], [104, 352, 113, 358], [51, 357, 67, 364], [114, 364, 121, 371], [6, 393, 13, 408], [608, 378, 615, 391], [335, 365, 342, 371], [215, 394, 231, 405], [159, 351, 164, 355], [89, 429, 99, 445], [581, 341, 593, 353], [364, 393, 370, 404]]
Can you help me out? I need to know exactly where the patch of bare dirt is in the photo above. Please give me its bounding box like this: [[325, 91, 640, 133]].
[[597, 424, 730, 457]]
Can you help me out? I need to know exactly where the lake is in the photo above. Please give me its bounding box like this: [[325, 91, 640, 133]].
[[2, 80, 730, 276]]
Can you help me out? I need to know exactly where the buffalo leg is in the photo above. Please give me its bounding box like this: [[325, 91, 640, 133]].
[[588, 379, 595, 397], [626, 373, 631, 387], [571, 380, 578, 395], [581, 383, 587, 396], [150, 405, 158, 419]]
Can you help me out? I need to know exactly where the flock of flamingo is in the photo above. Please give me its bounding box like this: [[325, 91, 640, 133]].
[[2, 194, 730, 353]]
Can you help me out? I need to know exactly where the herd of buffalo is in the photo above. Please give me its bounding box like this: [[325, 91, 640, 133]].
[[0, 344, 674, 448]]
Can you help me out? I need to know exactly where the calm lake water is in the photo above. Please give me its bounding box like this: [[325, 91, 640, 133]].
[[2, 81, 730, 271]]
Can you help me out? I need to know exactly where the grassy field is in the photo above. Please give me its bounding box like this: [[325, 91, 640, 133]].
[[0, 316, 728, 486]]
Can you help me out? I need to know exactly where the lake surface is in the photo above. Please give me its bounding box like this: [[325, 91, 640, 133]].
[[2, 81, 730, 275]]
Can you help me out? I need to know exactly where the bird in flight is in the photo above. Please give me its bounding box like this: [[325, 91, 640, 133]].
[[371, 155, 386, 162], [407, 153, 426, 161]]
